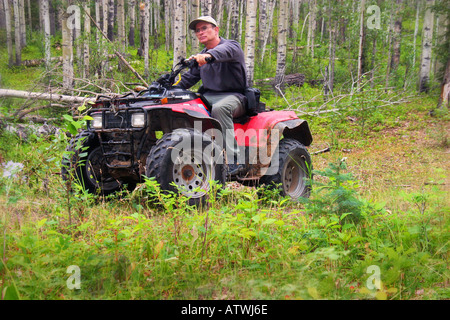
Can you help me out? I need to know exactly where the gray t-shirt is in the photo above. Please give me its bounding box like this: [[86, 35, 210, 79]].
[[179, 37, 248, 95]]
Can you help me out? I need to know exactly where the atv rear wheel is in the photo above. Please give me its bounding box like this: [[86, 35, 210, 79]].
[[260, 138, 312, 199], [62, 130, 136, 196], [145, 128, 225, 206]]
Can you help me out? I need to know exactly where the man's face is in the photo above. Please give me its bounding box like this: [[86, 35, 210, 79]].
[[194, 22, 218, 46]]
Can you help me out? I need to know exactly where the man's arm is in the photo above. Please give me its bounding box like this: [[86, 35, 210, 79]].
[[178, 66, 201, 89], [207, 40, 243, 63]]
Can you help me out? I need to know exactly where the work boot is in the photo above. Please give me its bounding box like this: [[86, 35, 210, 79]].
[[227, 163, 245, 176]]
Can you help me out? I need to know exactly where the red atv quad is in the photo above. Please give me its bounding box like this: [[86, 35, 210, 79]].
[[62, 59, 313, 205]]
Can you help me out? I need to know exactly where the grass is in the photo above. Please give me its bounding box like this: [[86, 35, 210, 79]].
[[0, 90, 448, 300], [0, 33, 448, 300]]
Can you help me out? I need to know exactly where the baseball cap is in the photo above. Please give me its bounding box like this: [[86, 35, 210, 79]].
[[189, 16, 219, 31]]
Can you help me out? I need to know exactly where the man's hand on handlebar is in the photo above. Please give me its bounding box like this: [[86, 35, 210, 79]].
[[188, 54, 213, 67]]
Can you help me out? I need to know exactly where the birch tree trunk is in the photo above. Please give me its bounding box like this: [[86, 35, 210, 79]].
[[128, 0, 136, 46], [216, 0, 224, 27], [230, 0, 239, 41], [107, 0, 115, 41], [95, 0, 101, 43], [307, 0, 317, 58], [328, 4, 337, 95], [244, 0, 257, 86], [13, 0, 22, 66], [259, 0, 267, 50], [83, 1, 91, 78], [19, 0, 26, 47], [0, 0, 5, 30], [385, 2, 394, 90], [357, 0, 366, 91], [143, 0, 150, 77], [62, 0, 74, 91], [164, 0, 171, 52], [238, 0, 244, 44], [41, 0, 51, 70], [419, 0, 435, 93], [260, 0, 276, 63], [74, 3, 82, 64], [203, 0, 212, 16], [117, 0, 126, 50], [191, 0, 200, 52], [3, 0, 13, 67], [26, 0, 31, 32], [391, 0, 403, 71], [275, 0, 289, 92], [437, 57, 450, 109], [412, 0, 420, 71], [173, 0, 187, 67]]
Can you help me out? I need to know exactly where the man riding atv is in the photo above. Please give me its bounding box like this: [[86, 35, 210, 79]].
[[178, 16, 247, 176], [62, 17, 313, 206]]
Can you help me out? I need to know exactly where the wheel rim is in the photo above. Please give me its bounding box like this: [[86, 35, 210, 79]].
[[172, 149, 214, 199], [282, 154, 308, 198], [86, 147, 120, 191]]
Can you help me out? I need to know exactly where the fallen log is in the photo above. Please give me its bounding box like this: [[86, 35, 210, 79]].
[[254, 73, 306, 87], [0, 89, 95, 104]]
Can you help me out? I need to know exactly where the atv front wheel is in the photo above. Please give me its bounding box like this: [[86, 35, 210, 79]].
[[145, 128, 226, 206], [260, 138, 312, 199], [61, 131, 136, 196]]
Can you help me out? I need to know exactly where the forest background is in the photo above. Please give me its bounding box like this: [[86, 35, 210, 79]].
[[0, 0, 448, 300]]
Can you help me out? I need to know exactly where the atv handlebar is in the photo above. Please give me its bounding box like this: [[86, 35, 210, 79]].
[[146, 56, 213, 95]]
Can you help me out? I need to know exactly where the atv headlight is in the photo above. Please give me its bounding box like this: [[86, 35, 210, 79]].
[[91, 114, 103, 129], [131, 113, 145, 128]]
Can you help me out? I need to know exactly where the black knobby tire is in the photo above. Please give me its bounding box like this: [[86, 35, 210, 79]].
[[145, 128, 226, 206], [259, 138, 312, 199], [61, 130, 135, 196]]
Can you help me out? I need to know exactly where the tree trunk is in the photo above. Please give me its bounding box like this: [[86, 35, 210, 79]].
[[328, 6, 337, 95], [215, 0, 224, 27], [385, 2, 394, 90], [307, 0, 317, 58], [292, 0, 300, 65], [13, 0, 22, 66], [26, 0, 31, 32], [437, 57, 450, 109], [391, 0, 403, 71], [95, 0, 101, 43], [275, 0, 289, 92], [83, 1, 91, 78], [41, 0, 51, 70], [62, 0, 74, 91], [3, 0, 13, 67], [230, 0, 239, 41], [0, 89, 95, 104], [107, 0, 115, 41], [164, 0, 171, 52], [0, 0, 5, 30], [244, 0, 257, 86], [173, 0, 187, 67], [117, 0, 126, 50], [143, 0, 150, 77], [357, 0, 366, 91], [238, 0, 244, 44], [19, 0, 26, 47], [191, 0, 200, 53], [419, 0, 435, 93], [260, 0, 276, 63], [258, 0, 267, 51], [128, 0, 136, 46]]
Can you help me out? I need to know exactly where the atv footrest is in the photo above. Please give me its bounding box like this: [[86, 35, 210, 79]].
[[101, 140, 131, 145]]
